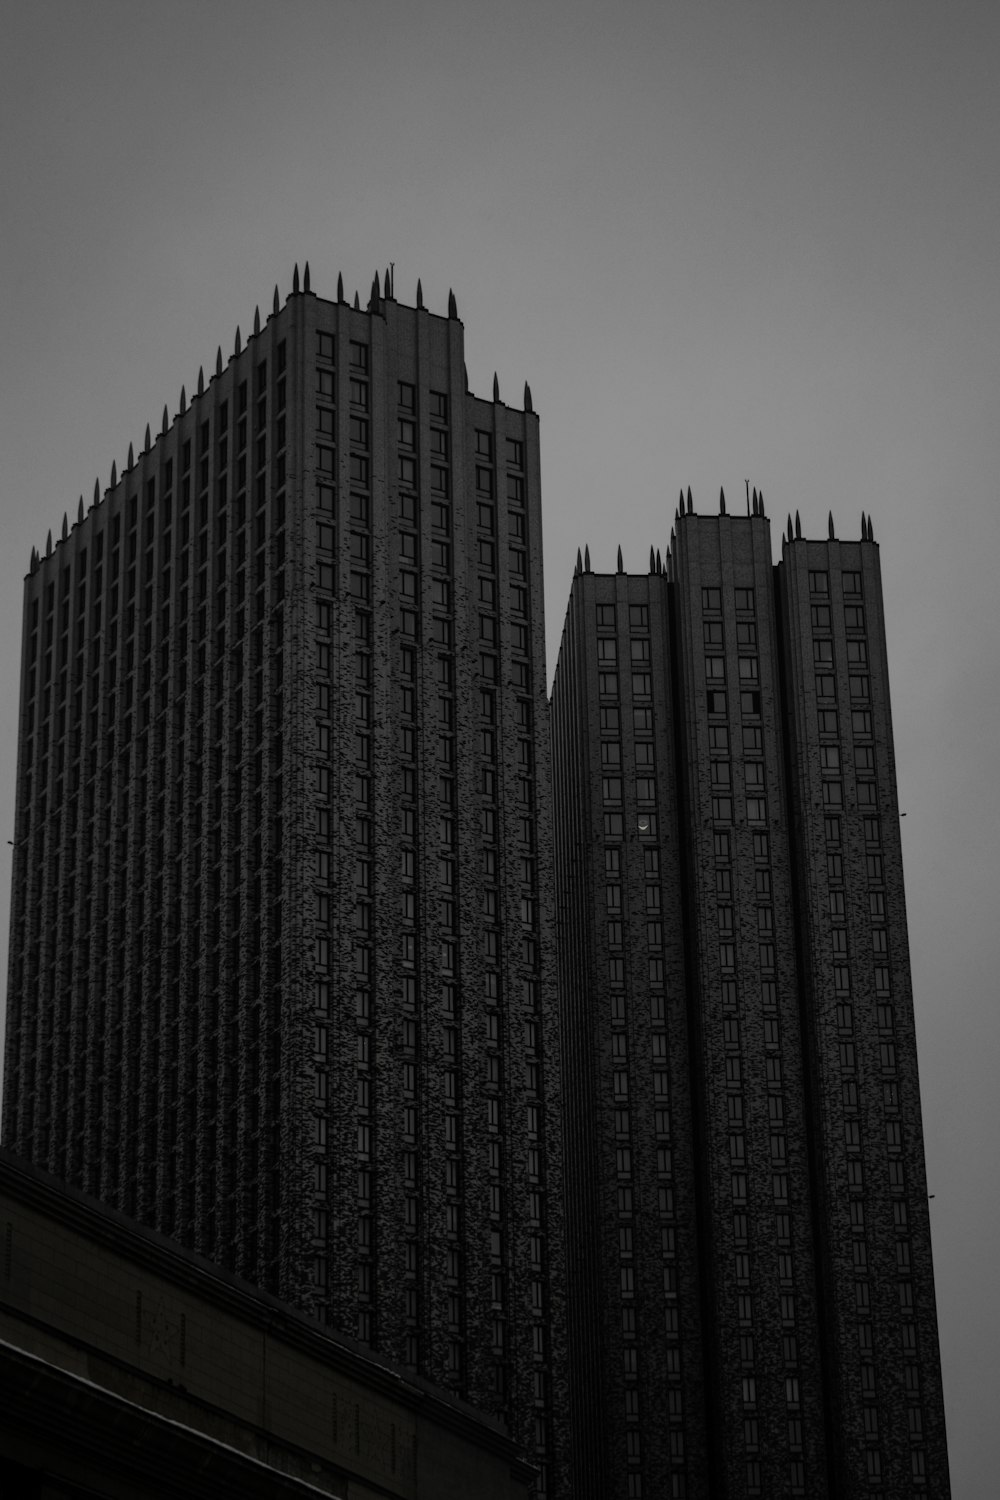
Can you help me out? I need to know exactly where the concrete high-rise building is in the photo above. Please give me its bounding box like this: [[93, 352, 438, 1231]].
[[550, 498, 949, 1499], [2, 270, 566, 1495], [2, 267, 949, 1500]]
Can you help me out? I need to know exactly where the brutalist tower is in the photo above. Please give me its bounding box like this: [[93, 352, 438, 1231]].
[[550, 497, 949, 1499], [2, 270, 566, 1495]]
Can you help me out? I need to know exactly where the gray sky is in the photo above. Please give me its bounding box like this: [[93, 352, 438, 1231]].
[[2, 2, 997, 1488]]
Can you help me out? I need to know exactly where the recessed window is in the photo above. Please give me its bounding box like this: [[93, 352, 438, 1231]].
[[397, 381, 415, 411], [702, 586, 722, 611], [735, 587, 754, 613], [430, 391, 448, 422], [809, 571, 829, 596], [597, 604, 616, 628], [704, 620, 723, 646], [629, 604, 648, 630], [349, 341, 368, 372]]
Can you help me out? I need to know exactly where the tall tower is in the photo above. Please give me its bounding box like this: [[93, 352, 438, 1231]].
[[550, 498, 949, 1498], [2, 272, 566, 1495]]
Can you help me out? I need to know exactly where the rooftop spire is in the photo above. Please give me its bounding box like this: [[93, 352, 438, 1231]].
[[144, 424, 151, 452], [292, 263, 300, 295], [720, 486, 726, 515], [829, 511, 835, 540], [524, 381, 533, 413], [337, 272, 344, 302], [649, 546, 656, 572], [584, 544, 591, 572], [234, 326, 241, 356], [77, 495, 84, 524], [576, 547, 583, 576], [93, 478, 100, 507], [687, 487, 693, 514], [617, 545, 624, 574], [354, 291, 360, 310], [180, 385, 186, 413], [795, 510, 801, 539], [303, 261, 311, 293], [215, 346, 222, 377], [416, 277, 423, 309], [493, 372, 500, 402], [127, 442, 134, 469], [448, 288, 458, 319], [61, 512, 68, 540], [110, 461, 117, 489], [273, 284, 280, 315], [46, 530, 52, 557], [254, 306, 260, 335], [161, 405, 168, 435], [197, 366, 205, 395]]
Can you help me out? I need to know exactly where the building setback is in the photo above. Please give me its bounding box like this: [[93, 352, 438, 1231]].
[[550, 497, 950, 1499], [2, 272, 566, 1497]]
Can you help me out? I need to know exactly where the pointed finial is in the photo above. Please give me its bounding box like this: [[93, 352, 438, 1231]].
[[649, 546, 656, 572], [77, 495, 84, 524], [416, 278, 423, 309], [61, 512, 68, 540], [617, 545, 623, 574], [179, 385, 186, 413], [127, 442, 134, 469], [448, 288, 458, 319], [161, 405, 169, 435], [679, 489, 684, 514], [670, 527, 676, 552], [861, 510, 867, 539], [687, 487, 693, 514], [657, 547, 663, 573], [46, 530, 52, 557], [254, 306, 260, 335], [373, 270, 381, 301], [828, 511, 835, 540], [215, 346, 222, 376], [93, 478, 100, 507], [385, 267, 391, 297], [584, 544, 591, 572], [464, 363, 469, 392], [273, 284, 280, 315], [144, 423, 151, 452], [867, 516, 874, 542], [234, 326, 241, 355], [576, 548, 583, 576], [524, 381, 533, 413], [720, 487, 726, 515], [30, 546, 38, 571], [758, 489, 764, 516], [795, 510, 801, 539], [354, 291, 360, 310], [493, 372, 500, 402], [337, 272, 344, 302], [293, 263, 300, 294], [198, 366, 205, 396], [303, 261, 311, 293], [110, 461, 117, 488]]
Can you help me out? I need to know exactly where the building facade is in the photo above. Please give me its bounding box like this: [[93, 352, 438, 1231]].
[[2, 272, 566, 1495], [0, 1148, 535, 1500], [550, 498, 950, 1499]]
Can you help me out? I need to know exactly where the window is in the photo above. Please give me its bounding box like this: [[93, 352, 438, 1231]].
[[629, 604, 648, 629], [809, 571, 829, 595], [597, 604, 616, 628], [703, 620, 723, 646], [702, 586, 721, 610], [735, 588, 754, 612]]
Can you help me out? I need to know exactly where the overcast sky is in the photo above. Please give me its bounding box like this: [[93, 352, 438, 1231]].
[[2, 2, 998, 1489]]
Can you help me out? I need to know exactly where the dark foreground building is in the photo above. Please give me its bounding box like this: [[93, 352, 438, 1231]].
[[1, 270, 565, 1496], [0, 1147, 534, 1499], [550, 497, 950, 1498]]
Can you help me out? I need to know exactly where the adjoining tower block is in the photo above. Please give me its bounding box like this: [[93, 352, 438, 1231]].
[[550, 508, 949, 1499], [3, 279, 567, 1496]]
